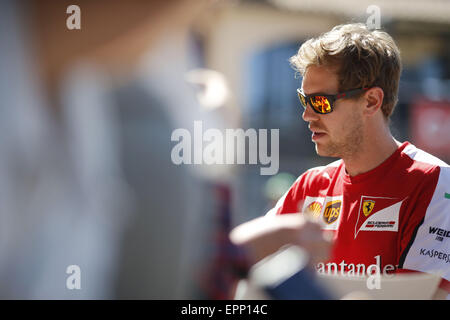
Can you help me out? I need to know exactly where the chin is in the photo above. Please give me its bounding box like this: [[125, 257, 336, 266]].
[[315, 143, 339, 158], [315, 144, 327, 157]]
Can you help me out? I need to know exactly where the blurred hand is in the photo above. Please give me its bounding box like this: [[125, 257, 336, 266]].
[[230, 213, 332, 266]]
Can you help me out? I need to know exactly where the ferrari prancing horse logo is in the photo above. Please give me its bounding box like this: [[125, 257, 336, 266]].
[[363, 200, 375, 216]]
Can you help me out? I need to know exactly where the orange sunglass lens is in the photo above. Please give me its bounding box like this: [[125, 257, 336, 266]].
[[310, 96, 332, 113]]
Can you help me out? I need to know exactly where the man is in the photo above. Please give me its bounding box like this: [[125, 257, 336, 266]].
[[266, 23, 449, 298]]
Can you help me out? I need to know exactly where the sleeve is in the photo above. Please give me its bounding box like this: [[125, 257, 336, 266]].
[[398, 166, 450, 293]]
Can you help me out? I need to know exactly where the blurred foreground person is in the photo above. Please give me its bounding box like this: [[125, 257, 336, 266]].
[[0, 0, 219, 299], [267, 23, 449, 299]]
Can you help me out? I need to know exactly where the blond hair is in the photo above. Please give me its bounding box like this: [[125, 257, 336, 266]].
[[290, 23, 402, 118]]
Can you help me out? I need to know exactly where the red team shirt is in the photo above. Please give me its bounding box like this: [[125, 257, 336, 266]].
[[268, 142, 450, 295]]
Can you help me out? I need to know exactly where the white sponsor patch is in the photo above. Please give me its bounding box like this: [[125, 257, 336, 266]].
[[303, 195, 343, 230], [354, 196, 403, 238]]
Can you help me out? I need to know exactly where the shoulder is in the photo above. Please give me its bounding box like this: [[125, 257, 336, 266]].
[[266, 160, 343, 216], [400, 142, 449, 183], [291, 159, 343, 197], [401, 142, 448, 170], [400, 143, 450, 211], [301, 159, 343, 182]]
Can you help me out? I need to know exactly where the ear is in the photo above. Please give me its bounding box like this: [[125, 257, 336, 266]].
[[363, 87, 384, 117]]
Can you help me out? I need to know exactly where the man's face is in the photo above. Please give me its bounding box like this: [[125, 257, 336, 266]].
[[301, 65, 365, 159]]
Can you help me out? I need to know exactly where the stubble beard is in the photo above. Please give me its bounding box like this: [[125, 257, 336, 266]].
[[315, 114, 364, 160]]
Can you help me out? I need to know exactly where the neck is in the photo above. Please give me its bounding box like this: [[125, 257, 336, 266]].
[[342, 125, 400, 177]]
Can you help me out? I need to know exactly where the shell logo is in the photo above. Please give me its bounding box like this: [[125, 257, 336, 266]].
[[306, 201, 323, 218]]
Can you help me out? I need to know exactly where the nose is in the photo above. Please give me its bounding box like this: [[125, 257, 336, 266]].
[[302, 103, 320, 122]]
